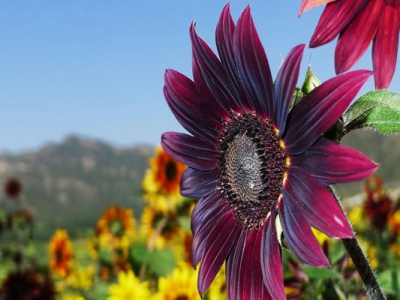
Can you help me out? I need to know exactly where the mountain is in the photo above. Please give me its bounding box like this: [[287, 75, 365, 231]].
[[0, 130, 399, 239], [0, 135, 153, 239]]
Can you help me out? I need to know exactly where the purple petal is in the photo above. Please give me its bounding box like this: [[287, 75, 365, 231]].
[[372, 1, 400, 89], [180, 167, 218, 198], [192, 198, 229, 266], [233, 6, 274, 118], [216, 4, 248, 111], [197, 214, 239, 295], [278, 197, 330, 267], [261, 211, 284, 299], [226, 230, 246, 299], [274, 44, 306, 136], [335, 0, 384, 74], [191, 192, 223, 235], [283, 166, 353, 239], [292, 138, 378, 185], [190, 23, 241, 116], [161, 132, 217, 171], [164, 69, 221, 140], [309, 0, 365, 47], [284, 70, 372, 155]]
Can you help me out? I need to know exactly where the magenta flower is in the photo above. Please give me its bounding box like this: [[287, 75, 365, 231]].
[[299, 0, 400, 89], [162, 4, 377, 299]]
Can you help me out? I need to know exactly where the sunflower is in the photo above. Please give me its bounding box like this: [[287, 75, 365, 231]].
[[143, 145, 187, 208], [152, 263, 199, 300], [299, 0, 400, 89], [49, 229, 74, 278], [3, 177, 22, 199], [161, 4, 377, 298], [96, 205, 136, 243], [107, 270, 150, 300], [0, 271, 55, 300], [140, 203, 181, 249]]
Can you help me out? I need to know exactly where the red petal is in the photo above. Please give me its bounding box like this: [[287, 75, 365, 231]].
[[233, 6, 274, 118], [292, 138, 378, 185], [310, 0, 365, 47], [278, 197, 330, 267], [197, 211, 239, 295], [261, 212, 284, 299], [274, 44, 306, 135], [335, 0, 385, 74], [180, 168, 218, 198], [161, 132, 217, 170], [284, 70, 372, 155], [372, 1, 400, 89], [298, 0, 336, 16], [283, 166, 353, 239]]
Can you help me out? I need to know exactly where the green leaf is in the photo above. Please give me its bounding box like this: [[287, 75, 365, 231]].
[[301, 265, 341, 280], [343, 90, 400, 134]]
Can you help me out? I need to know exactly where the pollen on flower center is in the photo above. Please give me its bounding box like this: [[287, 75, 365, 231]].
[[218, 112, 287, 229]]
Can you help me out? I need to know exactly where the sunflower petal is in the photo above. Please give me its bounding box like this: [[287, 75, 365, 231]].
[[278, 197, 330, 266], [298, 0, 336, 16], [190, 23, 241, 116], [309, 0, 365, 47], [191, 191, 223, 235], [164, 69, 221, 140], [284, 166, 353, 238], [292, 138, 378, 185], [161, 132, 217, 170], [197, 213, 239, 295], [180, 168, 218, 198], [233, 6, 274, 118], [261, 211, 284, 299], [284, 70, 372, 155], [372, 1, 400, 89], [335, 0, 384, 74], [274, 44, 306, 135], [191, 195, 228, 266]]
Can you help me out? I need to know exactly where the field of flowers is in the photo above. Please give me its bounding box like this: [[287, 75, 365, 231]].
[[0, 145, 399, 299]]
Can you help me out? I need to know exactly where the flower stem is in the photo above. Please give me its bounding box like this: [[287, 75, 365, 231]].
[[329, 187, 386, 299], [342, 237, 386, 300]]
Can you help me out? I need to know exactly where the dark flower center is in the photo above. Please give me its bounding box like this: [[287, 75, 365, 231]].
[[218, 112, 287, 229], [165, 161, 178, 181]]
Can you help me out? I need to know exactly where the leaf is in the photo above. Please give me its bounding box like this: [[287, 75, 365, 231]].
[[301, 265, 341, 280], [343, 90, 400, 134]]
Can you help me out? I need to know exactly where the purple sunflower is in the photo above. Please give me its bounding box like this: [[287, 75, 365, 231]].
[[299, 0, 400, 89], [161, 4, 377, 299]]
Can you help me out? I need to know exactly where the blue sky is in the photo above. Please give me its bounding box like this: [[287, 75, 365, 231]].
[[0, 1, 394, 153]]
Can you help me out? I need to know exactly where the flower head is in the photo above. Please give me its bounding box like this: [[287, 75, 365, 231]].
[[96, 205, 136, 243], [3, 177, 22, 199], [299, 0, 400, 89], [107, 270, 150, 300], [152, 263, 199, 300], [161, 4, 377, 298], [143, 145, 187, 208], [49, 229, 74, 278]]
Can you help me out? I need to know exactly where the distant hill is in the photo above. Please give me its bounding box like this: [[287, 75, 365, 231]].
[[0, 135, 153, 239], [0, 130, 399, 239]]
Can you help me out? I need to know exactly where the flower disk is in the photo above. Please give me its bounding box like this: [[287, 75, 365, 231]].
[[219, 112, 286, 229], [162, 3, 377, 299]]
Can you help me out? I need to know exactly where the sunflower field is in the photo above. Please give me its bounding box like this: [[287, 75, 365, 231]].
[[0, 144, 399, 299]]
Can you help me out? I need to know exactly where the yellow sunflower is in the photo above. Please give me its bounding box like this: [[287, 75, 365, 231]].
[[49, 229, 74, 278], [140, 203, 181, 250], [107, 270, 151, 300], [152, 263, 199, 300], [96, 205, 136, 243], [143, 145, 187, 208]]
